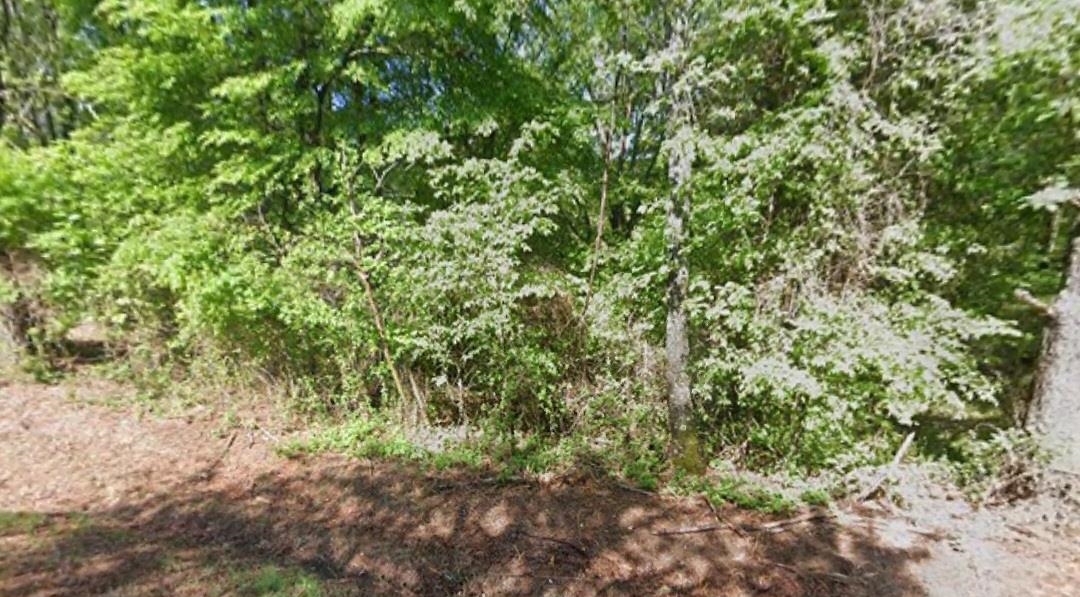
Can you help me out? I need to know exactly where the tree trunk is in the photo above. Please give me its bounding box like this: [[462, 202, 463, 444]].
[[0, 250, 42, 366], [1029, 233, 1080, 473], [665, 165, 701, 471], [0, 298, 20, 369], [663, 10, 703, 473]]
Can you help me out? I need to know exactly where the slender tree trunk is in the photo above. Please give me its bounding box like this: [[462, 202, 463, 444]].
[[0, 262, 20, 368], [0, 250, 43, 362], [663, 10, 703, 472], [665, 152, 698, 469], [580, 124, 610, 318], [1, 0, 14, 136], [1029, 232, 1080, 473]]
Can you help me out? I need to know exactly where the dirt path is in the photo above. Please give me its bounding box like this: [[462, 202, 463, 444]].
[[1, 379, 1076, 596]]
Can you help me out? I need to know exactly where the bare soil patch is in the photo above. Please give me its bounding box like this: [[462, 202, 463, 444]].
[[1, 378, 1076, 596]]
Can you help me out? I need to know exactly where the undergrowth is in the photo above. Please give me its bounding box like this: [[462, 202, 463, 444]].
[[233, 565, 324, 597], [949, 427, 1049, 500], [279, 413, 830, 513]]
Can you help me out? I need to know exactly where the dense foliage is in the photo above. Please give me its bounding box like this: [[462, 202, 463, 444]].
[[2, 0, 1078, 475]]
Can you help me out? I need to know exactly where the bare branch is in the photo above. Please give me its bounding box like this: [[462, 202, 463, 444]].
[[1014, 289, 1056, 319], [858, 431, 916, 502]]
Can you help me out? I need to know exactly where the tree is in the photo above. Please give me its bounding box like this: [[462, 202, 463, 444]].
[[661, 3, 702, 471], [0, 0, 84, 359], [0, 0, 79, 147], [1022, 189, 1080, 472], [928, 0, 1080, 469], [1030, 234, 1080, 472]]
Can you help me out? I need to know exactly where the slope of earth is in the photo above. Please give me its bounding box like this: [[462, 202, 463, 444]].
[[0, 377, 1076, 596]]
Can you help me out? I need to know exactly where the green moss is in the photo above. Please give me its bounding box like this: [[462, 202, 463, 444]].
[[671, 429, 707, 475]]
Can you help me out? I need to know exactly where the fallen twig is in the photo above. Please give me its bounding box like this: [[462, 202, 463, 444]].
[[615, 482, 658, 497], [858, 431, 916, 502], [252, 422, 281, 445], [197, 431, 237, 481], [769, 561, 865, 585], [1004, 523, 1051, 543], [520, 530, 589, 557], [1048, 466, 1080, 478], [845, 513, 944, 539], [704, 495, 747, 538], [506, 574, 589, 581], [750, 511, 836, 534], [656, 510, 836, 536], [653, 523, 730, 536]]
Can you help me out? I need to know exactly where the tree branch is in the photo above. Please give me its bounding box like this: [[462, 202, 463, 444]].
[[1014, 289, 1056, 319]]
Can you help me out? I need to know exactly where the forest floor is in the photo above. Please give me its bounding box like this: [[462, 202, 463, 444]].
[[1, 374, 1078, 596]]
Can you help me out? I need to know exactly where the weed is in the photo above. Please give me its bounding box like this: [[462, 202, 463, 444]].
[[430, 444, 485, 470], [674, 475, 796, 515], [799, 488, 831, 507], [235, 565, 324, 597], [279, 415, 424, 462], [950, 427, 1048, 499], [0, 511, 46, 537]]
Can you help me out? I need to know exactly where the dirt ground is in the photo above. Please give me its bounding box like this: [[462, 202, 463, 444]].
[[1, 377, 1077, 596]]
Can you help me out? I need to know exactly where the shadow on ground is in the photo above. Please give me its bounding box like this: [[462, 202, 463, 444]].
[[0, 460, 930, 596]]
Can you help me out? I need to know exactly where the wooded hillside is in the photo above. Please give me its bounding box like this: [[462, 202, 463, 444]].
[[2, 0, 1078, 480]]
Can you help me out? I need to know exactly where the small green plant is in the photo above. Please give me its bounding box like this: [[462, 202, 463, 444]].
[[21, 354, 61, 384], [622, 452, 662, 491], [0, 511, 47, 537], [430, 444, 486, 470], [674, 475, 796, 515], [216, 408, 241, 438], [236, 565, 324, 597], [799, 488, 831, 507], [279, 416, 425, 462]]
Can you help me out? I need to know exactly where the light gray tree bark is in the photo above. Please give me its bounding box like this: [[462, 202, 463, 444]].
[[663, 9, 703, 472], [1028, 233, 1080, 473]]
